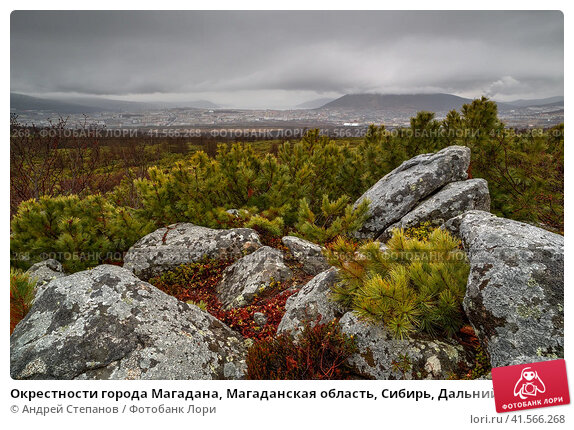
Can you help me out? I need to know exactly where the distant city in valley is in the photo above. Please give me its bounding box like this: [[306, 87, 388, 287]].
[[10, 92, 564, 135]]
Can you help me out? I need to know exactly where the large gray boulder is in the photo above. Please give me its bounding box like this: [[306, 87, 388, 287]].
[[281, 236, 330, 275], [378, 179, 490, 241], [25, 259, 66, 290], [216, 246, 292, 309], [444, 210, 564, 368], [277, 268, 343, 335], [123, 223, 262, 280], [340, 313, 471, 379], [355, 146, 470, 238], [10, 265, 247, 380]]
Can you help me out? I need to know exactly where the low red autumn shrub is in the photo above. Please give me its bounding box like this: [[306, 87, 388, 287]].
[[149, 258, 306, 341], [246, 319, 357, 380], [10, 269, 35, 333], [149, 257, 357, 380]]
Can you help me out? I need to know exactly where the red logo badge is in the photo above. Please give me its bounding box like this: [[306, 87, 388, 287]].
[[492, 359, 570, 413]]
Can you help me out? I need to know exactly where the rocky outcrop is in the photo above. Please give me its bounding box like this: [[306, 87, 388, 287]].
[[445, 210, 564, 368], [340, 313, 471, 379], [10, 265, 247, 380], [123, 223, 262, 280], [281, 236, 330, 275], [354, 146, 470, 239], [25, 259, 66, 290], [216, 246, 292, 309], [277, 268, 343, 335], [378, 179, 490, 241]]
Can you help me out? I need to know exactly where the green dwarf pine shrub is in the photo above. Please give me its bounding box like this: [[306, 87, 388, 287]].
[[10, 194, 154, 272], [403, 221, 434, 241], [325, 228, 470, 339], [244, 214, 285, 238], [206, 206, 288, 242], [130, 135, 370, 230], [10, 103, 564, 275], [186, 300, 209, 311], [294, 195, 370, 244]]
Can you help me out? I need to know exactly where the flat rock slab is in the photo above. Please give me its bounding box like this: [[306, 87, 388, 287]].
[[216, 246, 292, 309], [281, 236, 330, 275], [354, 145, 470, 239], [340, 312, 471, 380], [444, 210, 564, 367], [277, 268, 343, 335], [10, 265, 247, 380], [378, 178, 490, 241], [123, 223, 262, 280]]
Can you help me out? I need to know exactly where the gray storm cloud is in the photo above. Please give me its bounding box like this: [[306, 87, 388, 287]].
[[10, 10, 563, 108]]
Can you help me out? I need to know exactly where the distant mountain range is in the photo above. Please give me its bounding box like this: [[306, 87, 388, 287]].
[[11, 93, 103, 114], [10, 93, 220, 113], [503, 96, 564, 107], [11, 91, 563, 114], [317, 93, 564, 111], [319, 93, 473, 111]]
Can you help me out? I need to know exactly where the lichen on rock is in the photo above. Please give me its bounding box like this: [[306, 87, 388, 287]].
[[10, 265, 247, 380], [444, 210, 564, 368], [123, 223, 262, 280]]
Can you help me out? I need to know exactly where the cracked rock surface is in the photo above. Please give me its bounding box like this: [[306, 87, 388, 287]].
[[25, 259, 67, 292], [340, 313, 472, 379], [216, 246, 292, 309], [123, 223, 262, 280], [378, 178, 490, 241], [10, 265, 247, 380], [354, 145, 470, 239], [444, 210, 564, 367], [281, 236, 330, 275], [277, 268, 343, 335]]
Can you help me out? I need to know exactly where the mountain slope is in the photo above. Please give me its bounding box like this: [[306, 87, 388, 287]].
[[320, 93, 473, 111], [11, 92, 220, 113], [504, 96, 563, 107], [11, 93, 103, 114], [295, 97, 336, 109]]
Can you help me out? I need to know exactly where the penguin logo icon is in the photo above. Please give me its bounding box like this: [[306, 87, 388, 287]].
[[514, 367, 546, 400]]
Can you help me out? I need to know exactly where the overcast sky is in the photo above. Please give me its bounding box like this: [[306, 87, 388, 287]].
[[11, 10, 564, 109]]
